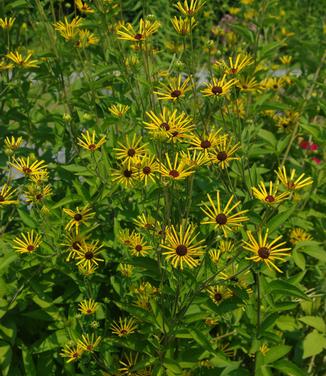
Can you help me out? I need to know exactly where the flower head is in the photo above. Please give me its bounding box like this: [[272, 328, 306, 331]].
[[74, 240, 104, 271], [75, 0, 94, 13], [4, 136, 23, 151], [79, 298, 99, 315], [114, 135, 147, 169], [109, 104, 130, 117], [77, 130, 106, 152], [208, 136, 240, 169], [6, 51, 39, 68], [154, 75, 191, 101], [53, 17, 83, 41], [117, 18, 160, 42], [111, 317, 138, 337], [159, 152, 194, 180], [77, 334, 101, 352], [215, 54, 253, 75], [13, 230, 42, 254], [171, 16, 197, 35], [174, 0, 206, 16], [252, 181, 290, 204], [207, 285, 232, 304], [289, 228, 312, 244], [0, 184, 18, 205], [276, 166, 313, 191], [0, 17, 16, 30], [60, 344, 83, 363], [201, 75, 237, 97], [10, 157, 47, 177], [63, 205, 95, 231], [243, 229, 291, 272]]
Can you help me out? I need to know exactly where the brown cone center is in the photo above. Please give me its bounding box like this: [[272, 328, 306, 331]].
[[258, 247, 270, 259], [216, 213, 227, 225], [176, 244, 187, 256]]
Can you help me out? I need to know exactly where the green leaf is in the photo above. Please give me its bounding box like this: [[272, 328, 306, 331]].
[[18, 208, 37, 228], [267, 206, 296, 233], [301, 247, 326, 262], [187, 327, 214, 353], [303, 330, 326, 358], [263, 345, 291, 364], [268, 280, 307, 299], [272, 359, 306, 376], [292, 249, 306, 270], [261, 313, 279, 332], [276, 315, 299, 332], [299, 316, 325, 333], [0, 341, 12, 376], [257, 129, 277, 147], [22, 345, 37, 376]]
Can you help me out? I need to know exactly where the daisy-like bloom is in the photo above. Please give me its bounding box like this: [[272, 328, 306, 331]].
[[161, 224, 205, 270], [76, 29, 99, 48], [62, 230, 88, 261], [118, 353, 139, 375], [78, 334, 101, 352], [216, 54, 253, 75], [201, 75, 237, 97], [154, 75, 191, 101], [243, 229, 291, 273], [209, 249, 221, 264], [111, 317, 137, 337], [108, 104, 129, 117], [0, 17, 15, 30], [74, 240, 104, 271], [133, 214, 156, 230], [180, 149, 209, 169], [116, 18, 160, 42], [236, 76, 261, 92], [252, 181, 290, 205], [200, 192, 248, 236], [289, 228, 312, 244], [13, 230, 42, 254], [134, 155, 159, 185], [259, 344, 270, 356], [118, 229, 138, 247], [63, 205, 95, 231], [78, 263, 98, 276], [261, 77, 286, 91], [25, 184, 52, 204], [118, 263, 134, 277], [78, 298, 99, 315], [114, 134, 147, 169], [60, 343, 83, 363], [0, 184, 18, 205], [29, 171, 49, 185], [10, 157, 47, 177], [220, 264, 253, 295], [171, 16, 197, 35], [218, 239, 235, 253], [207, 285, 232, 304], [75, 0, 94, 13], [159, 152, 194, 181], [274, 111, 300, 133], [6, 51, 39, 69], [77, 130, 106, 152], [189, 129, 225, 154], [0, 60, 13, 71], [208, 137, 240, 169], [174, 0, 206, 16], [280, 55, 292, 65], [4, 136, 23, 151], [129, 233, 152, 256], [112, 163, 137, 188], [275, 166, 313, 191], [53, 17, 83, 41]]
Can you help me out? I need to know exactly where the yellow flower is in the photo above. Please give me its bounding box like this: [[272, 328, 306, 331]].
[[189, 129, 225, 154], [243, 229, 291, 273], [208, 136, 240, 169], [116, 18, 160, 42], [161, 224, 205, 270], [261, 77, 286, 91], [108, 104, 130, 117], [25, 184, 52, 204], [159, 152, 194, 180], [118, 263, 134, 277], [207, 285, 232, 304], [10, 157, 47, 177], [63, 205, 95, 231], [154, 74, 191, 101], [0, 59, 13, 71], [114, 135, 147, 168], [78, 334, 101, 352], [174, 0, 205, 16], [60, 344, 83, 363], [275, 166, 313, 191], [180, 149, 209, 168], [201, 75, 237, 97], [215, 54, 253, 75], [236, 76, 261, 92], [280, 55, 292, 65], [75, 0, 94, 13], [133, 214, 156, 230], [53, 17, 83, 41], [0, 17, 15, 30], [274, 111, 300, 133], [112, 163, 137, 188], [0, 184, 18, 205], [77, 130, 106, 152], [209, 249, 221, 264], [78, 298, 99, 315], [219, 239, 235, 253], [4, 136, 23, 151], [200, 192, 248, 236], [228, 7, 240, 15], [134, 155, 159, 185], [119, 353, 139, 375], [289, 228, 312, 244], [74, 240, 104, 271], [259, 344, 270, 356], [76, 29, 99, 47], [62, 230, 89, 261], [111, 317, 137, 337], [171, 16, 197, 35], [252, 181, 290, 204], [129, 233, 152, 256], [13, 230, 42, 254], [6, 51, 39, 69]]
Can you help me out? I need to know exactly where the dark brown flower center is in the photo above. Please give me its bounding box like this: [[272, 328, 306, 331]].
[[143, 166, 151, 175], [36, 193, 43, 200], [72, 241, 81, 250], [123, 169, 132, 178], [27, 245, 35, 252], [201, 140, 211, 149], [169, 169, 180, 178], [215, 213, 227, 225], [258, 247, 270, 259], [242, 84, 248, 89], [273, 84, 278, 89], [134, 33, 143, 40], [265, 195, 275, 203], [135, 244, 143, 252], [88, 143, 96, 150], [120, 329, 128, 334], [171, 89, 181, 98], [176, 244, 187, 256], [23, 167, 32, 174], [287, 181, 295, 189], [127, 148, 136, 157], [217, 151, 227, 161], [85, 251, 94, 260], [214, 292, 222, 302], [171, 131, 178, 137], [230, 68, 237, 74], [86, 308, 92, 314], [73, 352, 79, 358], [74, 213, 83, 221], [211, 86, 223, 95], [86, 345, 93, 351], [160, 122, 170, 131]]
